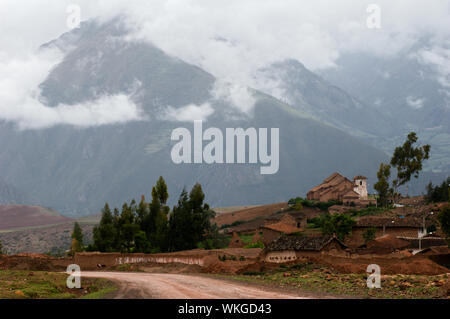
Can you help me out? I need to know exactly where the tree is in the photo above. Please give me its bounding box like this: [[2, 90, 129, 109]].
[[93, 203, 117, 252], [390, 132, 430, 196], [437, 205, 450, 246], [0, 241, 4, 255], [168, 184, 215, 251], [374, 163, 391, 207], [154, 176, 169, 205], [118, 202, 140, 252], [136, 195, 149, 230], [294, 202, 303, 211], [71, 222, 84, 249], [69, 238, 82, 255], [363, 227, 377, 243], [321, 214, 356, 241], [425, 177, 450, 203], [168, 188, 191, 251], [134, 231, 151, 253]]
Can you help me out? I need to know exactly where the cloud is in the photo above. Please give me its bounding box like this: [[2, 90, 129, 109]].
[[211, 80, 257, 114], [2, 0, 450, 125], [163, 103, 214, 122], [406, 96, 425, 109], [416, 46, 450, 88], [0, 48, 143, 130]]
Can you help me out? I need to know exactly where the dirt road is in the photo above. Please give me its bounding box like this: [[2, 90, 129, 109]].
[[82, 272, 308, 299]]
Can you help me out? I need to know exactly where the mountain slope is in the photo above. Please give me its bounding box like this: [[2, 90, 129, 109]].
[[0, 205, 71, 231], [259, 59, 399, 142], [319, 45, 450, 173], [0, 19, 388, 216]]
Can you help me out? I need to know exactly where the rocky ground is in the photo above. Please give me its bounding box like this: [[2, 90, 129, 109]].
[[223, 262, 450, 299], [0, 222, 94, 255]]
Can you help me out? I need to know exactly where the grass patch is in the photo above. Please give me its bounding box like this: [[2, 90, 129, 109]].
[[239, 234, 254, 244], [0, 270, 116, 299]]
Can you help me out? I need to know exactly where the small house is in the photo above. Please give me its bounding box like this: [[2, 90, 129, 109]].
[[264, 235, 348, 263], [260, 223, 302, 245]]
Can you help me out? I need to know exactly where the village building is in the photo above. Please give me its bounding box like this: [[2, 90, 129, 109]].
[[348, 216, 432, 247], [357, 234, 411, 255], [264, 235, 348, 263], [228, 232, 245, 248], [415, 246, 450, 256], [307, 172, 374, 206], [260, 223, 303, 246], [264, 211, 306, 229], [226, 211, 307, 236], [396, 235, 448, 250]]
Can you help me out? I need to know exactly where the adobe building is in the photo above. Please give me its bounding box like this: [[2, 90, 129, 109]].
[[264, 211, 306, 229], [264, 235, 348, 263], [349, 216, 432, 247], [307, 172, 374, 206], [226, 211, 307, 236], [260, 223, 303, 246]]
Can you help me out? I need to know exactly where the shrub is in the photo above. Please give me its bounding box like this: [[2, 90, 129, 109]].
[[220, 220, 246, 230], [244, 241, 265, 249], [288, 197, 342, 211], [321, 213, 355, 241], [363, 227, 377, 243], [242, 271, 265, 276], [289, 262, 315, 271]]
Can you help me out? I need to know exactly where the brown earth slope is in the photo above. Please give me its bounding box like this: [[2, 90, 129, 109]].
[[0, 205, 71, 230], [214, 203, 289, 227]]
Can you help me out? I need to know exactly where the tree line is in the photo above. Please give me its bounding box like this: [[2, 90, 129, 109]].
[[425, 177, 450, 203], [80, 177, 228, 253]]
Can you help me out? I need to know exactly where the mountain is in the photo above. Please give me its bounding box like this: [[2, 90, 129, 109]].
[[258, 60, 401, 150], [0, 179, 30, 205], [318, 44, 450, 174], [0, 205, 71, 231], [0, 19, 388, 216]]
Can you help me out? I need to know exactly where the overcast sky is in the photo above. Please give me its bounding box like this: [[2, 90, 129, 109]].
[[1, 0, 450, 128]]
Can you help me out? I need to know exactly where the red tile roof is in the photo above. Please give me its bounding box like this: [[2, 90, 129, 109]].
[[262, 222, 301, 234]]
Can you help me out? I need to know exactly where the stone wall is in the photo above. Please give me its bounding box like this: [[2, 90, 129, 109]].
[[72, 252, 206, 269]]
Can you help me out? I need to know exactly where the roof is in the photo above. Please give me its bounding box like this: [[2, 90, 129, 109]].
[[416, 246, 450, 255], [397, 237, 448, 249], [343, 190, 360, 199], [308, 172, 351, 194], [227, 219, 266, 234], [355, 217, 430, 228], [323, 172, 343, 183], [353, 175, 367, 180], [397, 196, 426, 206], [267, 235, 347, 252], [227, 211, 305, 234], [261, 222, 301, 234], [366, 234, 410, 250], [265, 211, 305, 222]]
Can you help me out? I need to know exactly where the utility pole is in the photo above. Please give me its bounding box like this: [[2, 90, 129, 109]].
[[419, 211, 433, 251]]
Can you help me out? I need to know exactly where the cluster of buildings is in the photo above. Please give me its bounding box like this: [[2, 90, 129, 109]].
[[226, 172, 448, 263]]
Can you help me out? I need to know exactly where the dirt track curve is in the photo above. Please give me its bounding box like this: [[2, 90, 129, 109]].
[[82, 272, 308, 299]]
